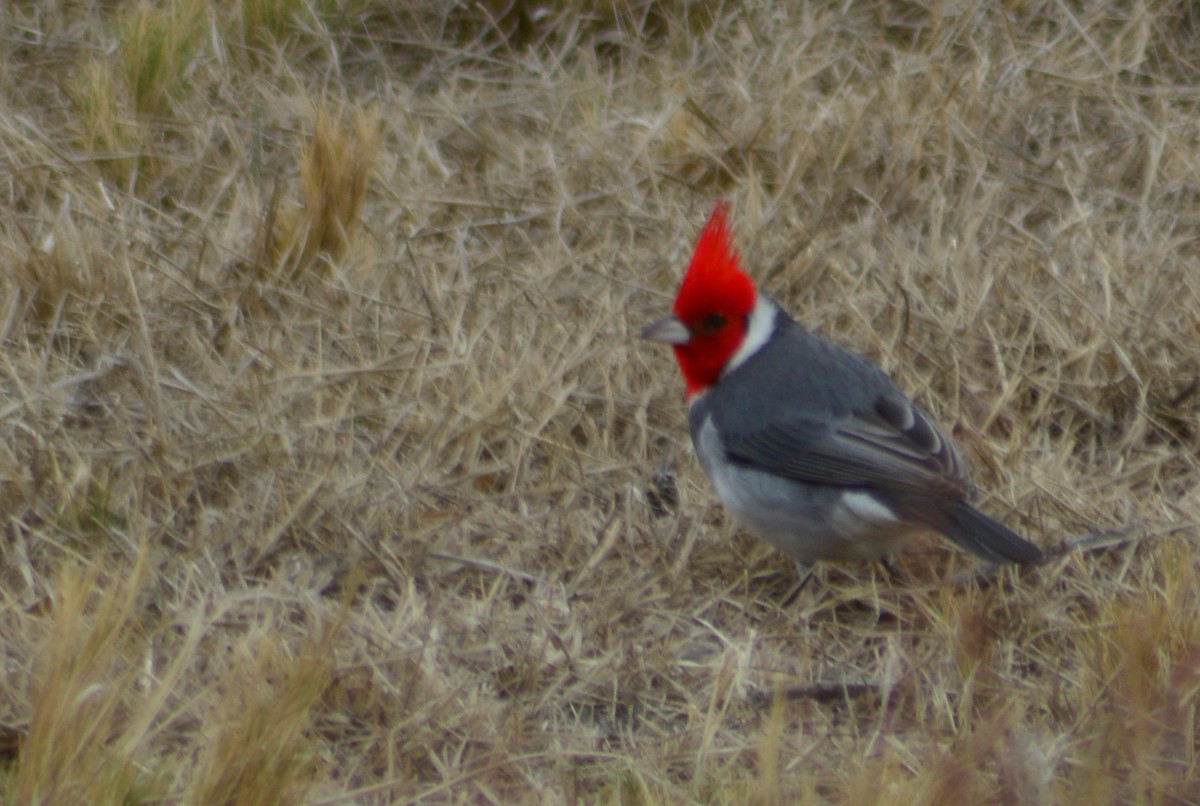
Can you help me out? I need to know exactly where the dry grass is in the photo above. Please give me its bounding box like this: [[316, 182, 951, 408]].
[[1, 0, 1199, 802]]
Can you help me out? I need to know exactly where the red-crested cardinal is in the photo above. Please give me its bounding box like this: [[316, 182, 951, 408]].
[[642, 202, 1043, 573]]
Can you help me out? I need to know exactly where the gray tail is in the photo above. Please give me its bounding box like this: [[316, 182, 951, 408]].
[[941, 501, 1044, 564]]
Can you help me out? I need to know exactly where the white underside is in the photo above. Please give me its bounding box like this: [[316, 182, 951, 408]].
[[695, 416, 917, 564]]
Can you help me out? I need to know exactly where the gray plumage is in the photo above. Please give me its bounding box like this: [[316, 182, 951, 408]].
[[688, 297, 1042, 566]]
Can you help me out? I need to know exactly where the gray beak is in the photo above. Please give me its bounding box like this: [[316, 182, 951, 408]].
[[640, 314, 692, 345]]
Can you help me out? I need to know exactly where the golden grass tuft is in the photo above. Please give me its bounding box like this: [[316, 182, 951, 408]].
[[9, 561, 153, 803], [270, 103, 381, 279], [190, 616, 340, 804], [118, 0, 206, 118], [1, 0, 1199, 801], [4, 208, 123, 333], [67, 0, 206, 185], [71, 59, 141, 171]]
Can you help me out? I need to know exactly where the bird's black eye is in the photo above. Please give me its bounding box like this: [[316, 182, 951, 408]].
[[699, 312, 726, 333]]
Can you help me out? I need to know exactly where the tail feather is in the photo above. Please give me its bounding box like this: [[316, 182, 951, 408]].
[[941, 501, 1044, 564]]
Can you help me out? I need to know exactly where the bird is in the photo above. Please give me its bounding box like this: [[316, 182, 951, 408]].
[[641, 201, 1043, 583]]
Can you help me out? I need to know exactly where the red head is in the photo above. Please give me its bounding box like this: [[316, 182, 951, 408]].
[[642, 202, 758, 397]]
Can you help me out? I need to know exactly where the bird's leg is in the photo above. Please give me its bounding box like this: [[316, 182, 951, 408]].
[[878, 555, 898, 584], [781, 560, 814, 607]]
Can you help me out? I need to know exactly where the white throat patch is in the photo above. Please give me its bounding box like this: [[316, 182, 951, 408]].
[[723, 295, 776, 377]]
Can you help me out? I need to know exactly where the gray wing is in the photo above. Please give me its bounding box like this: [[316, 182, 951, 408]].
[[716, 391, 971, 497], [696, 312, 973, 498]]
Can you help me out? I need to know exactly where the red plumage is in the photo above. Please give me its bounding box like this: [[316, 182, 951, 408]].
[[670, 202, 756, 397]]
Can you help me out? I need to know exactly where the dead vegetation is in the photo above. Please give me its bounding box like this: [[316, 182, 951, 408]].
[[1, 0, 1198, 802]]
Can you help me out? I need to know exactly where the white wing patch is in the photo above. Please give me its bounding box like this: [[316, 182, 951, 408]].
[[838, 491, 899, 524], [826, 490, 908, 559]]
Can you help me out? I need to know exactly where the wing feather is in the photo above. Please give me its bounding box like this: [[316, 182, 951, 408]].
[[721, 392, 970, 497]]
